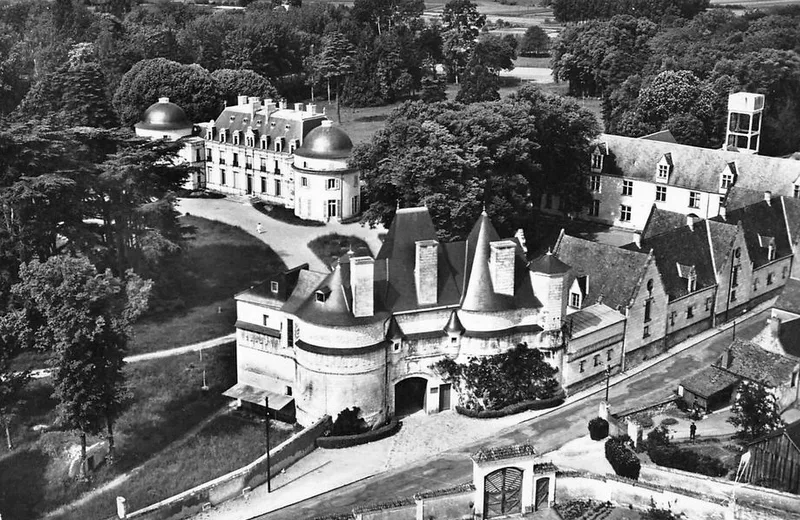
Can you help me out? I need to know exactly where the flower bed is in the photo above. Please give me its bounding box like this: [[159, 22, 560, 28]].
[[316, 418, 402, 449], [455, 390, 566, 419]]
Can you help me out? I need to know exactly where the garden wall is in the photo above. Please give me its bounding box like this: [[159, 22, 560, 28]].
[[353, 484, 474, 520], [123, 415, 331, 520]]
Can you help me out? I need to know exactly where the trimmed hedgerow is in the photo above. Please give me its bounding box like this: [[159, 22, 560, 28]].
[[317, 418, 401, 449], [589, 417, 610, 440], [605, 436, 640, 480], [455, 390, 566, 419]]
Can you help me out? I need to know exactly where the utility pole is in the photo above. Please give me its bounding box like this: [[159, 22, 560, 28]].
[[265, 396, 271, 493]]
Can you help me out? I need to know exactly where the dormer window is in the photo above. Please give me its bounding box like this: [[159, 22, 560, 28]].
[[261, 137, 267, 150], [206, 128, 214, 140], [315, 287, 331, 303], [677, 263, 697, 293], [657, 153, 672, 182], [233, 131, 241, 146], [768, 243, 776, 261], [270, 281, 279, 293], [591, 153, 603, 170], [569, 292, 581, 308], [721, 172, 734, 190], [219, 129, 227, 143], [229, 115, 236, 122]]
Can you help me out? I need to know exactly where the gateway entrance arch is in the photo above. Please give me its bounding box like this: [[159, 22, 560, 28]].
[[394, 377, 427, 416]]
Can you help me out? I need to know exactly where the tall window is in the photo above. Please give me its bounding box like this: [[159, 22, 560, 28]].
[[232, 153, 239, 167], [570, 292, 581, 308], [688, 275, 697, 292], [206, 149, 212, 162], [657, 164, 669, 180], [689, 191, 701, 209], [591, 154, 603, 170], [589, 200, 600, 217], [220, 168, 226, 185], [301, 176, 308, 187], [594, 354, 600, 367], [721, 173, 734, 190], [655, 186, 667, 202], [620, 205, 632, 222], [260, 158, 267, 172], [767, 272, 774, 285], [686, 305, 694, 319], [589, 175, 601, 192], [326, 178, 339, 190], [644, 299, 652, 322], [622, 180, 633, 196], [794, 185, 800, 198], [351, 195, 359, 215], [327, 200, 338, 218], [732, 265, 739, 287], [274, 179, 282, 197]]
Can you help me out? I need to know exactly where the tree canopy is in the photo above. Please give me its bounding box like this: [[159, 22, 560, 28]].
[[728, 380, 784, 442], [211, 69, 278, 108], [355, 85, 599, 240]]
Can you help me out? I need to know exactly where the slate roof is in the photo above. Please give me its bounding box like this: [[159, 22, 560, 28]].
[[781, 196, 800, 247], [554, 233, 651, 311], [282, 269, 332, 316], [627, 220, 716, 301], [717, 339, 799, 387], [235, 264, 309, 308], [681, 366, 740, 399], [722, 199, 792, 268], [597, 133, 800, 194], [707, 220, 741, 276], [472, 444, 536, 462], [461, 211, 539, 313], [528, 250, 570, 274], [726, 186, 769, 211], [641, 205, 691, 240], [776, 278, 800, 315], [776, 316, 800, 358], [211, 103, 324, 147], [568, 303, 626, 338]]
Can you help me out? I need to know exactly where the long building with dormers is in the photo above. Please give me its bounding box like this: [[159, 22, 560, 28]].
[[199, 96, 360, 222]]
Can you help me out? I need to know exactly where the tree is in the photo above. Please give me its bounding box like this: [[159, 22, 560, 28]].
[[728, 380, 784, 442], [352, 0, 424, 36], [0, 341, 29, 451], [520, 26, 549, 57], [8, 254, 151, 476], [456, 63, 499, 103], [112, 58, 221, 127], [211, 68, 278, 107], [420, 74, 447, 103], [441, 0, 486, 83], [312, 32, 356, 122]]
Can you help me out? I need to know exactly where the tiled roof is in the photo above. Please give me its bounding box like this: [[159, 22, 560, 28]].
[[717, 339, 799, 387], [630, 222, 716, 301], [568, 303, 626, 338], [722, 199, 792, 268], [598, 133, 800, 194], [681, 365, 740, 399], [235, 264, 309, 308], [726, 186, 768, 211], [282, 270, 328, 315], [555, 234, 651, 311], [528, 250, 570, 274], [472, 444, 536, 462]]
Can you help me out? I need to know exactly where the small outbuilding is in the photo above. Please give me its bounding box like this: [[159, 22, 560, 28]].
[[746, 418, 800, 494]]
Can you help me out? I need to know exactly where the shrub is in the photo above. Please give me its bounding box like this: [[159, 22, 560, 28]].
[[317, 418, 401, 449], [330, 407, 368, 436], [648, 445, 727, 477], [588, 417, 609, 440], [661, 417, 679, 426], [605, 436, 640, 480], [454, 390, 566, 418]]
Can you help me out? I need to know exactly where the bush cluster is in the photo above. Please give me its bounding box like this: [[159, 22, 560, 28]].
[[588, 417, 610, 440], [645, 426, 727, 477], [316, 418, 401, 449], [455, 391, 566, 419], [605, 436, 641, 480], [330, 407, 368, 436]]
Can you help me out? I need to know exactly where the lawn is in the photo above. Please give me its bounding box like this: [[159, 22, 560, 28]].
[[0, 345, 238, 520], [50, 413, 296, 520], [128, 215, 286, 355], [308, 233, 372, 268]]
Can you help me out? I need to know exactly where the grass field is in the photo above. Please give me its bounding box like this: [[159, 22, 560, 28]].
[[51, 413, 295, 520]]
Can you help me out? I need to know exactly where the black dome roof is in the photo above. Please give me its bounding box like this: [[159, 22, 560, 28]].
[[135, 97, 192, 131], [295, 121, 353, 160]]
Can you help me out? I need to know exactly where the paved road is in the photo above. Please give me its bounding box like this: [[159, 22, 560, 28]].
[[256, 309, 770, 520]]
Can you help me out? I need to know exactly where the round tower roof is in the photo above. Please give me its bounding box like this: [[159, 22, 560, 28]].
[[134, 97, 192, 131], [295, 120, 353, 160]]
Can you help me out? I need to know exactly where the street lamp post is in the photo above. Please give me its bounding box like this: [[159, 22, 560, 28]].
[[605, 365, 612, 403], [265, 396, 271, 493]]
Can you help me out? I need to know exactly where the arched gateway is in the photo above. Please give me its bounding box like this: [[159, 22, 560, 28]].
[[394, 377, 427, 416]]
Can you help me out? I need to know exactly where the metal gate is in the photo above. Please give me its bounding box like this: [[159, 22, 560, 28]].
[[535, 477, 550, 510], [484, 467, 523, 518]]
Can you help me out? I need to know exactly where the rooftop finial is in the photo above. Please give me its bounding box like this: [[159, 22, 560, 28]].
[[396, 199, 401, 211], [547, 247, 552, 255], [481, 202, 487, 216]]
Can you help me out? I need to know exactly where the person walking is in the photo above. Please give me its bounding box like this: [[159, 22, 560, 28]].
[[689, 421, 697, 442], [257, 222, 263, 234]]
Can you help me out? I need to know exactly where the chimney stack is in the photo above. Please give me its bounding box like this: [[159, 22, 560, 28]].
[[764, 191, 772, 206], [633, 233, 641, 249], [514, 229, 527, 255], [279, 99, 287, 110], [687, 214, 699, 231], [720, 347, 733, 369], [307, 104, 316, 115], [265, 99, 277, 113], [719, 205, 727, 221], [351, 256, 374, 317], [237, 95, 248, 106], [769, 315, 782, 338], [490, 240, 517, 296], [415, 240, 438, 305], [294, 102, 304, 112]]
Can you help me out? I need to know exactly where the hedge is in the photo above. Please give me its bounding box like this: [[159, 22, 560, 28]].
[[648, 445, 728, 477], [588, 417, 609, 440], [455, 390, 566, 419], [316, 418, 401, 449], [605, 437, 640, 480]]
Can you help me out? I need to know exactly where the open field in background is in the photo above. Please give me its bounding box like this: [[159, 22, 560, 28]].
[[0, 346, 237, 520]]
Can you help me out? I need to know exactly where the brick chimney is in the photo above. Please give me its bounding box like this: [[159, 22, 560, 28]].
[[720, 347, 733, 369], [490, 240, 516, 296], [237, 95, 248, 106], [719, 205, 727, 220], [415, 240, 438, 305], [632, 233, 641, 249], [351, 256, 374, 317]]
